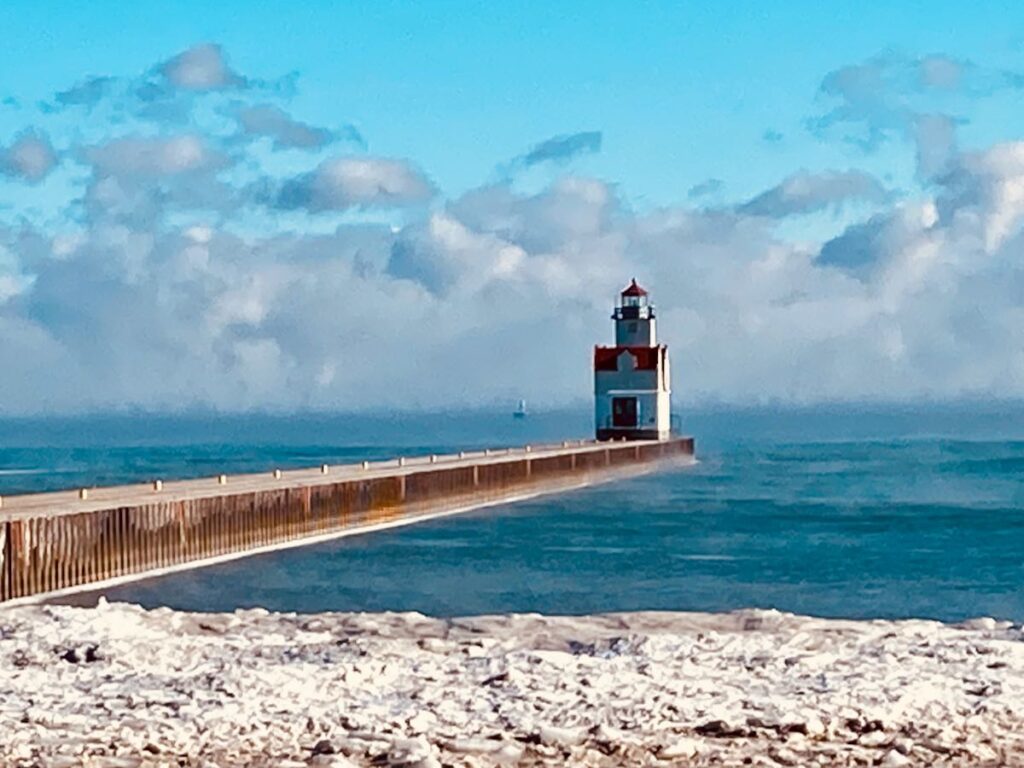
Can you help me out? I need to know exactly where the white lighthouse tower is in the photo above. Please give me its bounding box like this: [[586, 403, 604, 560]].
[[594, 279, 672, 441]]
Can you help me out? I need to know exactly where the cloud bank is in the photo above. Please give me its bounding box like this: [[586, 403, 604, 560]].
[[1, 46, 1024, 414]]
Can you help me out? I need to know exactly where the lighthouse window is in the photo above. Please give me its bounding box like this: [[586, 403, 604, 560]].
[[628, 322, 637, 332]]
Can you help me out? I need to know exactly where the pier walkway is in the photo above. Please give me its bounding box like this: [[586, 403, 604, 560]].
[[0, 437, 694, 605]]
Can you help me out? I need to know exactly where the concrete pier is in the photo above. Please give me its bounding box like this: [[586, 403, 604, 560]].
[[0, 437, 694, 605]]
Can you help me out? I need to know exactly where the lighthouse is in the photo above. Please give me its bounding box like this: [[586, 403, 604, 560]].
[[593, 279, 672, 441]]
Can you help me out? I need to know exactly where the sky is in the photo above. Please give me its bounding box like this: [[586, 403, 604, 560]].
[[2, 1, 1024, 413]]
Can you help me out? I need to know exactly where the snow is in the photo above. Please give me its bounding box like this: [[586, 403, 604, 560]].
[[1, 602, 1022, 765]]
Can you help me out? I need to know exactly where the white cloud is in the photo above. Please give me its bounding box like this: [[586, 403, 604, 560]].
[[85, 135, 226, 178], [688, 178, 725, 199], [739, 170, 887, 218], [809, 53, 1022, 179], [515, 131, 602, 168], [53, 76, 116, 109], [942, 142, 1024, 252], [236, 104, 354, 150], [917, 54, 965, 90], [388, 212, 529, 296], [275, 156, 435, 211], [80, 135, 234, 226], [0, 273, 24, 303], [0, 129, 58, 183], [159, 43, 245, 91]]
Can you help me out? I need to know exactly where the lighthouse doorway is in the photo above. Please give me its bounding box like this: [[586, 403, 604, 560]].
[[612, 396, 638, 428]]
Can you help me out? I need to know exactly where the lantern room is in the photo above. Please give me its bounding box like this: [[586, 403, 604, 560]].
[[613, 278, 657, 346]]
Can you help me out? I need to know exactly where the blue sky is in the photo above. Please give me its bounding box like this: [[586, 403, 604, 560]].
[[3, 1, 1021, 204], [3, 2, 1024, 412]]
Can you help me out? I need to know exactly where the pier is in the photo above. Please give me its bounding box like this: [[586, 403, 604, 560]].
[[0, 437, 694, 605]]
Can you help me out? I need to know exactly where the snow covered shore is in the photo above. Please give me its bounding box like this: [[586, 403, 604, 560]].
[[2, 602, 1023, 767]]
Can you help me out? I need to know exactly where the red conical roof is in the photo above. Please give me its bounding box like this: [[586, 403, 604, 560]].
[[621, 278, 648, 297]]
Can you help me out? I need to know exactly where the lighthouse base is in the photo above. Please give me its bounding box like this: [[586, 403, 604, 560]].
[[596, 428, 669, 442]]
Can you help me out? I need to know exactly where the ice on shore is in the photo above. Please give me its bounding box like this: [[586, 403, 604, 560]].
[[1, 602, 1023, 766]]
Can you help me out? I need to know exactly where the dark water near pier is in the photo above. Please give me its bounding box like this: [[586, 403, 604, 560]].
[[4, 405, 1024, 622]]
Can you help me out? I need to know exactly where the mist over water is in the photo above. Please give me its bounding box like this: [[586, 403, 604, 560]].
[[6, 404, 1024, 622]]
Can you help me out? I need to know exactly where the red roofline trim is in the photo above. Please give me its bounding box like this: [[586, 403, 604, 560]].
[[621, 278, 648, 297], [594, 345, 665, 371]]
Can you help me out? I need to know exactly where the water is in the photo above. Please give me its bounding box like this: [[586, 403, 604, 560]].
[[4, 405, 1024, 622]]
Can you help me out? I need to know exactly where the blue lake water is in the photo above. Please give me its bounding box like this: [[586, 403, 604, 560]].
[[4, 405, 1024, 621]]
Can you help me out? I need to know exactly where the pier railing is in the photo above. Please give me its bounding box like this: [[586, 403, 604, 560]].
[[0, 437, 694, 604]]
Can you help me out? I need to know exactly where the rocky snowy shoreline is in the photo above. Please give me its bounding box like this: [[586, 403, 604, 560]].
[[2, 602, 1024, 767]]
